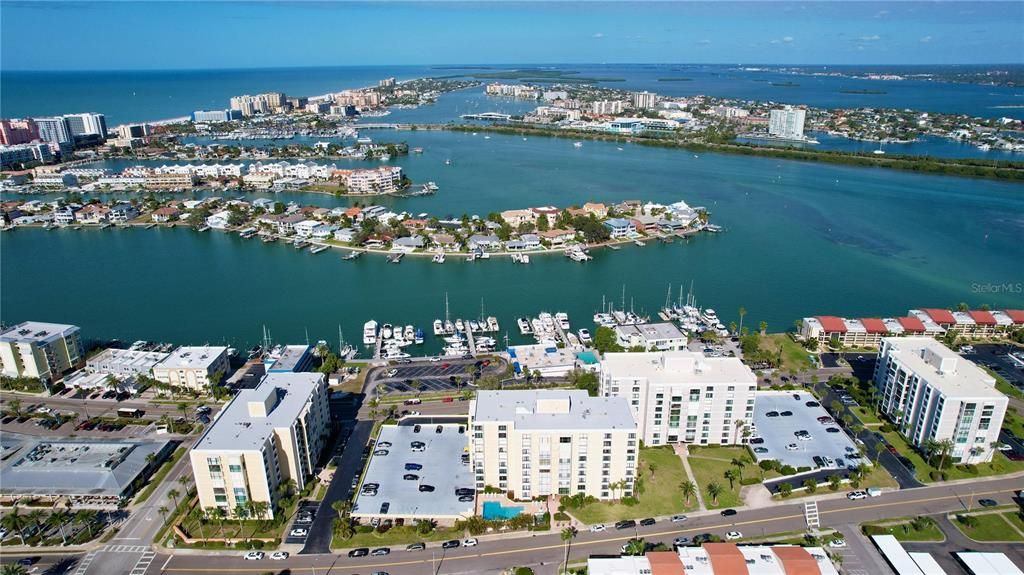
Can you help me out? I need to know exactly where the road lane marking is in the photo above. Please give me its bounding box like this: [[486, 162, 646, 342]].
[[161, 485, 1022, 573]]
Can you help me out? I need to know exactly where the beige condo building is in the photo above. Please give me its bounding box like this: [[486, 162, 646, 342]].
[[469, 390, 637, 501], [600, 351, 757, 446], [152, 346, 230, 391], [190, 372, 330, 518], [0, 321, 84, 384]]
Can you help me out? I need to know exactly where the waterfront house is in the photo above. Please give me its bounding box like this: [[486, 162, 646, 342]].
[[530, 206, 561, 218], [430, 233, 459, 250], [603, 218, 635, 239], [109, 205, 136, 223], [630, 214, 661, 233], [344, 207, 363, 222], [243, 172, 276, 189], [275, 214, 305, 235], [402, 218, 428, 230], [658, 219, 686, 233], [363, 234, 392, 249], [294, 219, 323, 238], [205, 210, 231, 230], [538, 228, 576, 247], [582, 202, 608, 218], [53, 206, 76, 225], [507, 233, 542, 251], [77, 204, 111, 224], [614, 200, 642, 216], [251, 198, 275, 212], [311, 225, 337, 240], [151, 206, 181, 223], [333, 228, 356, 243], [361, 205, 387, 220], [468, 234, 501, 251], [391, 236, 425, 253], [500, 209, 537, 227]]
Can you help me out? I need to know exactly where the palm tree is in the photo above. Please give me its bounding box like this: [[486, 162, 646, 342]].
[[157, 506, 170, 525], [738, 307, 747, 335], [212, 507, 228, 540], [334, 517, 355, 539], [759, 321, 768, 335], [560, 527, 576, 574], [936, 439, 955, 471], [1, 507, 28, 545], [873, 442, 886, 464], [332, 499, 352, 518], [167, 488, 180, 511], [680, 480, 696, 505], [706, 482, 723, 506], [177, 474, 192, 496], [730, 457, 748, 481], [803, 479, 817, 493], [75, 509, 99, 539], [623, 538, 647, 556], [777, 482, 793, 498], [723, 469, 739, 489], [26, 509, 46, 540], [1, 564, 29, 575], [188, 508, 208, 542], [47, 510, 71, 546]]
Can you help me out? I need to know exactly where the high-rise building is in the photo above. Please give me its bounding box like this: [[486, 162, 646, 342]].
[[768, 105, 807, 140], [189, 372, 330, 518], [631, 91, 657, 109], [600, 351, 757, 446], [117, 124, 151, 139], [0, 119, 40, 145], [0, 143, 53, 168], [33, 117, 74, 145], [62, 113, 108, 139], [0, 321, 84, 384], [192, 109, 243, 123], [590, 100, 624, 115], [469, 390, 637, 500], [230, 93, 288, 117], [875, 337, 1008, 464]]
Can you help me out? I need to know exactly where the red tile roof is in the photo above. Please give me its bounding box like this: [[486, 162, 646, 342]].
[[1003, 310, 1024, 325], [815, 316, 847, 333], [859, 318, 888, 334], [897, 316, 926, 332], [773, 546, 822, 575], [967, 310, 997, 325], [704, 543, 748, 575], [647, 551, 686, 575], [922, 308, 956, 324]]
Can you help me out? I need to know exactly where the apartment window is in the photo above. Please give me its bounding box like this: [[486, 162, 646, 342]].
[[560, 437, 572, 444], [689, 389, 700, 401], [228, 464, 242, 473], [233, 488, 248, 505]]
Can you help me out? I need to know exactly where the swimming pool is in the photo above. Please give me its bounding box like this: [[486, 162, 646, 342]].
[[481, 501, 523, 520]]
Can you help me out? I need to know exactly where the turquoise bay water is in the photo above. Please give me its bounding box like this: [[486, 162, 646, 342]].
[[2, 131, 1022, 350]]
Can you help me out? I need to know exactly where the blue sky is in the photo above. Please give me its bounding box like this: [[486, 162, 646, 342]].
[[2, 1, 1021, 70]]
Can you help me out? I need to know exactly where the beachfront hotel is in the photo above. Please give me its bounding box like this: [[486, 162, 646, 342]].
[[875, 337, 1008, 464], [600, 351, 757, 446], [152, 346, 230, 391], [189, 372, 330, 518], [0, 321, 84, 384], [469, 390, 637, 500]]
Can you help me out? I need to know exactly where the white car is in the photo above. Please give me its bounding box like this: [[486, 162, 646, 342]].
[[997, 444, 1013, 452], [846, 491, 867, 500], [270, 552, 289, 560], [798, 434, 812, 441], [829, 538, 847, 548], [670, 515, 688, 523], [725, 531, 743, 540], [244, 551, 265, 560], [428, 357, 441, 362], [786, 443, 799, 451], [34, 406, 52, 414], [463, 538, 478, 547], [590, 524, 606, 532], [290, 528, 308, 537], [386, 368, 399, 377]]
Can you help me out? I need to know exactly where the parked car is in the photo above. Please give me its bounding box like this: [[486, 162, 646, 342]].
[[590, 524, 606, 532], [979, 498, 999, 507], [348, 548, 369, 557], [615, 520, 637, 530], [442, 540, 461, 549], [720, 509, 737, 517], [829, 538, 847, 548], [270, 552, 289, 560], [403, 474, 419, 481], [846, 491, 867, 500], [419, 485, 435, 492], [244, 552, 265, 560], [806, 401, 820, 407], [639, 518, 656, 527], [673, 537, 691, 547], [371, 548, 390, 556], [725, 531, 743, 540], [289, 528, 308, 538], [463, 538, 478, 547], [754, 447, 769, 454], [458, 495, 474, 502]]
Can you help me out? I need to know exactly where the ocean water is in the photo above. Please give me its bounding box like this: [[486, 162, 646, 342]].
[[3, 130, 1021, 349], [3, 64, 1022, 127]]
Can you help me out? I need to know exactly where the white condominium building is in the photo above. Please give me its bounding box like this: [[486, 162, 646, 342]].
[[152, 346, 230, 391], [190, 372, 330, 518], [469, 390, 637, 500], [0, 321, 84, 384], [875, 337, 1008, 464], [600, 351, 757, 446], [768, 105, 807, 140]]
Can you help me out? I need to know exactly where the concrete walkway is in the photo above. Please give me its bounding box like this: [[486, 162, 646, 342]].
[[674, 444, 706, 511]]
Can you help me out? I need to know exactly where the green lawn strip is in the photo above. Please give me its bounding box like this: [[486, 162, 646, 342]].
[[773, 464, 897, 500], [981, 366, 1024, 400], [571, 446, 698, 524], [852, 406, 881, 425], [760, 335, 814, 373], [1000, 510, 1024, 537], [862, 519, 945, 542], [135, 447, 186, 505], [881, 430, 1024, 481], [1003, 409, 1024, 439], [333, 525, 464, 549], [686, 446, 755, 509], [951, 513, 1024, 542]]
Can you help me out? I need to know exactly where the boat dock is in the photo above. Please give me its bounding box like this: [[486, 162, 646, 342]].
[[387, 253, 404, 264], [465, 326, 477, 356]]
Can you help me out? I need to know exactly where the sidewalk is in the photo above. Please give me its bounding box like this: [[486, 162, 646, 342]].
[[674, 444, 706, 511]]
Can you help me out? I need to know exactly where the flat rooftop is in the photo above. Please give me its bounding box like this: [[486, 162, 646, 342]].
[[0, 321, 78, 344], [601, 351, 756, 386], [471, 390, 635, 431], [353, 422, 473, 520], [508, 344, 577, 369], [194, 372, 323, 452], [0, 433, 170, 498], [883, 337, 1002, 399], [155, 345, 227, 370], [88, 348, 168, 371], [615, 322, 686, 340], [264, 345, 311, 373]]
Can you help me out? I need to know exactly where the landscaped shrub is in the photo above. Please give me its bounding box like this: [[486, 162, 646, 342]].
[[553, 512, 570, 521], [740, 477, 760, 486], [781, 465, 797, 476], [515, 568, 534, 575], [621, 496, 639, 506], [796, 466, 811, 473]]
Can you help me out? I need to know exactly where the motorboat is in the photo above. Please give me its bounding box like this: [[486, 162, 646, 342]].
[[363, 320, 378, 345], [433, 320, 444, 336], [578, 329, 592, 344]]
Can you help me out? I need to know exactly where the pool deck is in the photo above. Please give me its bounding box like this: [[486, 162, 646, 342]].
[[478, 494, 547, 520]]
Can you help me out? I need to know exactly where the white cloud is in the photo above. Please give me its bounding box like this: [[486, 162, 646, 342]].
[[919, 35, 933, 43], [696, 39, 712, 45], [782, 36, 794, 43], [858, 35, 881, 42], [592, 32, 604, 39]]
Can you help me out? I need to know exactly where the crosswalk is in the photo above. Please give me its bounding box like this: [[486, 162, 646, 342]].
[[73, 551, 98, 575], [129, 550, 156, 575], [101, 544, 151, 553], [804, 500, 820, 528]]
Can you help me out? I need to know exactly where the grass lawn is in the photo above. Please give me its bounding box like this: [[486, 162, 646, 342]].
[[571, 446, 697, 524], [333, 525, 464, 550], [773, 463, 897, 500], [862, 520, 944, 542], [951, 513, 1024, 542], [852, 406, 881, 425], [1003, 408, 1024, 439], [1001, 510, 1024, 535], [881, 430, 1024, 482], [760, 335, 815, 373], [687, 446, 759, 509]]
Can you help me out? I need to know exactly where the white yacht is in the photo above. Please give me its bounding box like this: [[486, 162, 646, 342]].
[[555, 312, 570, 330], [517, 318, 533, 334], [455, 319, 465, 332], [433, 320, 444, 336], [578, 328, 592, 344], [404, 325, 415, 341], [593, 313, 615, 327], [363, 320, 378, 345], [381, 323, 393, 339], [469, 320, 480, 332], [487, 316, 499, 331], [432, 252, 446, 264], [444, 320, 455, 334], [574, 141, 583, 148]]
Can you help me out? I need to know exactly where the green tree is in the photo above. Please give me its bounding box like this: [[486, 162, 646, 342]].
[[777, 482, 793, 498], [803, 479, 818, 493], [593, 326, 624, 353], [706, 482, 723, 505], [623, 538, 647, 556], [167, 488, 181, 511], [157, 506, 170, 525], [828, 474, 842, 491], [723, 469, 739, 489], [560, 527, 576, 573], [48, 509, 71, 546], [1, 507, 28, 545], [1, 564, 28, 575], [680, 480, 697, 505]]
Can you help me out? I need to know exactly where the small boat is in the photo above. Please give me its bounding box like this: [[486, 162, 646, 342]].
[[608, 244, 620, 250], [633, 240, 645, 247], [556, 312, 571, 330], [432, 252, 446, 264], [444, 320, 455, 334], [342, 251, 362, 260], [310, 245, 328, 254], [517, 317, 533, 334], [387, 253, 403, 263], [404, 325, 415, 341], [294, 240, 310, 250], [578, 329, 593, 344], [363, 320, 378, 345], [455, 319, 465, 332], [381, 323, 393, 339], [196, 224, 210, 232], [573, 142, 583, 148], [445, 159, 453, 166], [469, 320, 480, 332], [433, 319, 444, 336], [414, 328, 425, 345]]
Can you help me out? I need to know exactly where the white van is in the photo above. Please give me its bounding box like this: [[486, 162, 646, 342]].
[[866, 487, 882, 497]]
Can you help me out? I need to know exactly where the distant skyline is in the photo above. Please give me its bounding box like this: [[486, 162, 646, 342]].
[[2, 1, 1022, 71]]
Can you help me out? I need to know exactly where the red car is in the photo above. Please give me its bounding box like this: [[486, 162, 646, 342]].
[[440, 363, 450, 369], [443, 397, 454, 403]]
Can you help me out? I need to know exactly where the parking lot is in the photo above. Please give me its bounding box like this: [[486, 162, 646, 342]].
[[751, 391, 860, 471], [283, 501, 320, 545], [970, 344, 1024, 389], [352, 421, 474, 522], [367, 358, 507, 396]]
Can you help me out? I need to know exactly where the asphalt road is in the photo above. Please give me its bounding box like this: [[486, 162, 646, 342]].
[[364, 358, 508, 398], [135, 474, 1024, 575]]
